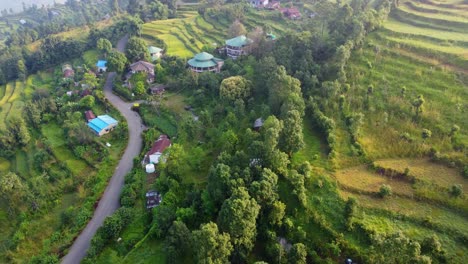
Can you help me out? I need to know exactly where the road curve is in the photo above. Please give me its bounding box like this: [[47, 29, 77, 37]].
[[61, 35, 144, 264]]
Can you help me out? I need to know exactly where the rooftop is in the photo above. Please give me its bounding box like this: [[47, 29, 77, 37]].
[[254, 118, 264, 128], [130, 61, 155, 72], [96, 60, 107, 68], [188, 52, 223, 68], [147, 135, 171, 156], [84, 110, 96, 122], [226, 35, 252, 47], [148, 46, 163, 53], [146, 190, 162, 209], [87, 115, 118, 134]]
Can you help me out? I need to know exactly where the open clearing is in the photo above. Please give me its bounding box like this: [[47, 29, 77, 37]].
[[375, 158, 468, 191], [335, 166, 414, 196]]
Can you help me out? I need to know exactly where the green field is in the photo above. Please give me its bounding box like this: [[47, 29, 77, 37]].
[[41, 122, 90, 176]]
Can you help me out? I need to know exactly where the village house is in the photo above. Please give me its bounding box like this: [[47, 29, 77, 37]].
[[145, 134, 171, 164], [87, 115, 118, 136], [96, 60, 107, 72], [253, 118, 264, 131], [150, 84, 166, 95], [62, 64, 75, 79], [188, 52, 224, 73], [84, 110, 96, 122], [266, 1, 280, 9], [225, 35, 253, 59], [251, 0, 269, 8], [129, 60, 155, 83], [280, 7, 301, 19], [146, 190, 162, 209], [148, 46, 163, 61]]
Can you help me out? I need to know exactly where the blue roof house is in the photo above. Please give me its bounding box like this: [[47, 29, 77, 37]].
[[96, 60, 108, 73], [88, 115, 118, 136]]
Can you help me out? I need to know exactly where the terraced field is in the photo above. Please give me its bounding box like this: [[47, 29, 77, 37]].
[[142, 9, 294, 57], [334, 0, 468, 261]]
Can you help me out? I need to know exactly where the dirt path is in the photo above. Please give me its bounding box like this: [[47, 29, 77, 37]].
[[61, 35, 144, 264]]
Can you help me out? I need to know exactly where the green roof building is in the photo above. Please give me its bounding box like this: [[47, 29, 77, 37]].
[[187, 52, 224, 73], [148, 46, 163, 61], [225, 35, 253, 59]]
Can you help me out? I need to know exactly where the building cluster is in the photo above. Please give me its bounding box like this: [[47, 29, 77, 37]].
[[249, 0, 302, 19]]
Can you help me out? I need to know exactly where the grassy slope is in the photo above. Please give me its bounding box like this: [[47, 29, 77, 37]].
[[141, 9, 293, 58], [41, 122, 90, 176], [333, 0, 468, 261]]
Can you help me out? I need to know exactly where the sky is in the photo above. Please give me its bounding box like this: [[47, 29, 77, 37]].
[[0, 0, 65, 14]]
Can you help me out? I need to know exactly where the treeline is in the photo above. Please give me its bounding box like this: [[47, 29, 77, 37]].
[[126, 0, 178, 21], [0, 16, 142, 84], [2, 0, 114, 48]]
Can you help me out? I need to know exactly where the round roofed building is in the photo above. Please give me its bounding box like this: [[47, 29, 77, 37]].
[[225, 35, 253, 59], [188, 52, 224, 73]]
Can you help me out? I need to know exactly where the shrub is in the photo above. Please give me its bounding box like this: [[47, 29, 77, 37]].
[[400, 132, 413, 142], [449, 184, 463, 197], [421, 129, 432, 140], [463, 166, 468, 179], [379, 184, 392, 198]]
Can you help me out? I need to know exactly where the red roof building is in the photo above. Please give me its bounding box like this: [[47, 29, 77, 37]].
[[146, 135, 171, 164], [266, 1, 280, 9], [280, 7, 301, 19], [63, 69, 75, 78], [85, 110, 96, 122]]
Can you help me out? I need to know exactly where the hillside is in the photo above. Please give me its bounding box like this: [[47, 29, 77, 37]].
[[332, 0, 468, 262]]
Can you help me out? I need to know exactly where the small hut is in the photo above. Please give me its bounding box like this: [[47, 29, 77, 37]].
[[253, 118, 264, 131]]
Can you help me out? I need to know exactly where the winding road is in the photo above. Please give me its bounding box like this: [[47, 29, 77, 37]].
[[61, 35, 144, 264]]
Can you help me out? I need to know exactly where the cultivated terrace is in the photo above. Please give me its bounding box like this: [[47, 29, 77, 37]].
[[0, 0, 467, 263]]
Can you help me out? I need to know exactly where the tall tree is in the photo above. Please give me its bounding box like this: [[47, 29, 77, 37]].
[[112, 0, 120, 14], [6, 115, 30, 145], [23, 102, 41, 128], [17, 59, 27, 81], [107, 50, 127, 73], [372, 231, 431, 263], [192, 222, 233, 264], [219, 76, 251, 103], [218, 187, 260, 262], [96, 38, 112, 58], [280, 110, 304, 156], [0, 172, 26, 207], [228, 19, 246, 38], [82, 72, 99, 89], [166, 221, 192, 264], [412, 95, 425, 118], [125, 37, 150, 62], [288, 243, 307, 264], [267, 66, 302, 115]]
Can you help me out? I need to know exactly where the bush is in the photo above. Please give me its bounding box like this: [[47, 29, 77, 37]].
[[449, 184, 463, 197], [421, 129, 432, 140], [463, 166, 468, 179], [379, 184, 392, 198]]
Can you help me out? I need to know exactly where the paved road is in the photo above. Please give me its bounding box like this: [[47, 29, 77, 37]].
[[61, 35, 144, 264]]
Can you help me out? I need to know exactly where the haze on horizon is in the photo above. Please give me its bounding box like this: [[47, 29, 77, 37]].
[[0, 0, 65, 14]]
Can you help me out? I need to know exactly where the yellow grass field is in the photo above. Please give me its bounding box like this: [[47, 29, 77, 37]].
[[334, 166, 414, 196], [375, 158, 467, 192]]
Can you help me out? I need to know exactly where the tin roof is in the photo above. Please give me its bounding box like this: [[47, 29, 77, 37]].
[[225, 35, 252, 47], [87, 115, 118, 134], [188, 52, 223, 68], [96, 60, 107, 68], [148, 46, 162, 53]]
